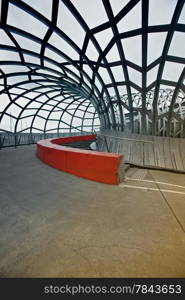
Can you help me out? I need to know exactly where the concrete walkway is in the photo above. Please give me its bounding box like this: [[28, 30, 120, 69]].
[[0, 145, 185, 277]]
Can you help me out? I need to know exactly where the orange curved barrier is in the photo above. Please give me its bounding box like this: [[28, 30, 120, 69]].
[[37, 135, 123, 184]]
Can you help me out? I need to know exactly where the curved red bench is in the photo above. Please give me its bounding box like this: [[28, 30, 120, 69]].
[[37, 135, 123, 184]]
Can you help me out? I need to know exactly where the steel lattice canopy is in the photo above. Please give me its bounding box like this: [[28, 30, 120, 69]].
[[0, 0, 185, 137]]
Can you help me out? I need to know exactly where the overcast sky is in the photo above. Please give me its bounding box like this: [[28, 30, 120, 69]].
[[0, 0, 184, 132]]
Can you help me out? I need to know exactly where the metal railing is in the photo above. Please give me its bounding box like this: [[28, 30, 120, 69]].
[[0, 130, 92, 149]]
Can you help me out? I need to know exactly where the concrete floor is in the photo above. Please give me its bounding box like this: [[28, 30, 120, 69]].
[[0, 145, 185, 277]]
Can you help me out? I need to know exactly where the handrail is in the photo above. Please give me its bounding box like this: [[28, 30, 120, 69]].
[[96, 133, 153, 144]]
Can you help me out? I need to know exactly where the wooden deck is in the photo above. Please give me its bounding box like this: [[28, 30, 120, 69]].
[[97, 130, 185, 173]]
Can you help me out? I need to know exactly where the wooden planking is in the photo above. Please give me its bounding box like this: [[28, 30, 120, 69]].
[[176, 139, 184, 171], [131, 141, 143, 165], [99, 130, 185, 172], [117, 141, 121, 154], [163, 137, 173, 170], [179, 138, 185, 171], [105, 136, 111, 152], [120, 139, 129, 161], [153, 136, 165, 168], [149, 141, 155, 167], [143, 136, 155, 166], [169, 137, 184, 171], [107, 139, 112, 152]]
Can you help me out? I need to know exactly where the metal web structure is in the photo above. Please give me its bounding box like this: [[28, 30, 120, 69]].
[[0, 0, 185, 147]]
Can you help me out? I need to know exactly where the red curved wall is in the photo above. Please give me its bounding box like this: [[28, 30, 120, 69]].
[[37, 135, 123, 184]]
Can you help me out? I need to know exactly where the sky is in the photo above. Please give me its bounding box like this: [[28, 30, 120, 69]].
[[0, 0, 184, 133]]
